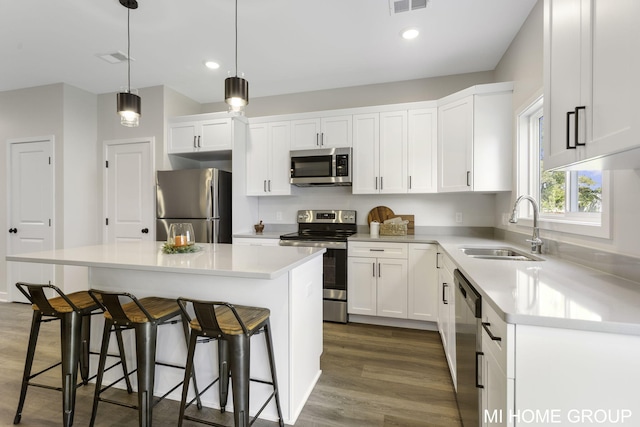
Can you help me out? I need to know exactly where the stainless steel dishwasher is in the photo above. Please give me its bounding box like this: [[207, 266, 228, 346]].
[[454, 269, 482, 427]]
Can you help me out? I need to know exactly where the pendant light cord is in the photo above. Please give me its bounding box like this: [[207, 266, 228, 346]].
[[234, 0, 238, 77], [127, 8, 131, 93]]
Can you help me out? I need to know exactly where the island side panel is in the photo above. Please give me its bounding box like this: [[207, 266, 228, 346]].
[[288, 256, 323, 422], [88, 266, 297, 424]]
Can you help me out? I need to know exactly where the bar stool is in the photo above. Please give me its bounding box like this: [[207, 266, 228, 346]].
[[88, 290, 201, 427], [13, 282, 130, 427], [177, 298, 284, 427]]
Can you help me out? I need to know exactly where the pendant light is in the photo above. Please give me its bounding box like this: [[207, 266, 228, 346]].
[[224, 0, 249, 113], [117, 0, 141, 127]]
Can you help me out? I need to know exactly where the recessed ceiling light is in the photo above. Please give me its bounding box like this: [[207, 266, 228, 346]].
[[204, 61, 220, 70], [401, 28, 419, 40]]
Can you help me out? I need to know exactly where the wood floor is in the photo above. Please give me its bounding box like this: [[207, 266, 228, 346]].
[[0, 302, 461, 426]]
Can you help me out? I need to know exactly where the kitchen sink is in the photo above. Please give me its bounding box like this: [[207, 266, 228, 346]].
[[460, 247, 543, 261]]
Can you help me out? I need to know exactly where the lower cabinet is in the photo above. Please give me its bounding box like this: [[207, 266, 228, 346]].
[[407, 243, 438, 321], [348, 242, 408, 319], [437, 248, 456, 386]]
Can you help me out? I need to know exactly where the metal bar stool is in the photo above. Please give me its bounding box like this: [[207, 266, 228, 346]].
[[13, 282, 131, 427], [177, 298, 284, 427], [88, 290, 201, 427]]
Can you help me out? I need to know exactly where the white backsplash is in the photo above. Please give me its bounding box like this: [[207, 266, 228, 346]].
[[256, 186, 497, 227]]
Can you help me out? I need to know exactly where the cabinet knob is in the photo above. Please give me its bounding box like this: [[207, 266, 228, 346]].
[[141, 228, 149, 234], [8, 228, 18, 233]]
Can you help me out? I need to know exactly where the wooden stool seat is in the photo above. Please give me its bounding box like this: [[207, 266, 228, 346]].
[[189, 305, 270, 336], [33, 290, 100, 313], [104, 296, 182, 323]]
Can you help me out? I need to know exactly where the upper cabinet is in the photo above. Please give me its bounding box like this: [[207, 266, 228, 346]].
[[543, 0, 640, 170], [168, 116, 235, 155], [291, 115, 352, 149], [352, 111, 408, 194], [246, 121, 291, 196], [437, 83, 513, 193], [352, 107, 437, 195]]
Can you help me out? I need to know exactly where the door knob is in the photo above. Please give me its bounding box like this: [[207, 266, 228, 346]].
[[8, 228, 17, 233], [141, 228, 149, 234]]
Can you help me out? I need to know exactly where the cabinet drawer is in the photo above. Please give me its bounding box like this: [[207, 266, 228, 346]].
[[348, 242, 408, 259], [482, 301, 514, 378]]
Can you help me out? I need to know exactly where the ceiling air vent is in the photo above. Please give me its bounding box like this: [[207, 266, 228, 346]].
[[390, 0, 428, 14], [97, 51, 133, 64]]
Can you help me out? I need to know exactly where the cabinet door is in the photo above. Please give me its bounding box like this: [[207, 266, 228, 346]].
[[543, 0, 585, 168], [199, 119, 232, 151], [267, 121, 292, 196], [407, 244, 438, 321], [376, 258, 408, 319], [246, 124, 270, 195], [438, 96, 473, 192], [321, 115, 352, 147], [352, 113, 379, 194], [168, 122, 198, 153], [379, 111, 407, 194], [481, 331, 511, 427], [407, 108, 437, 193], [290, 118, 321, 149], [437, 267, 450, 348], [347, 257, 377, 315]]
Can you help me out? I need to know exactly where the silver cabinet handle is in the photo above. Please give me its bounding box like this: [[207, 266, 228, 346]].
[[193, 136, 197, 148], [316, 133, 320, 146], [378, 263, 381, 277], [380, 176, 383, 190], [263, 180, 267, 192], [197, 135, 201, 147], [268, 180, 271, 192], [372, 262, 375, 277], [443, 283, 448, 304], [375, 177, 378, 190], [482, 322, 502, 342], [409, 175, 412, 189], [466, 171, 471, 187], [321, 132, 324, 146]]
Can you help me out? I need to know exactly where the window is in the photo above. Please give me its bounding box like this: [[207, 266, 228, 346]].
[[516, 94, 610, 238]]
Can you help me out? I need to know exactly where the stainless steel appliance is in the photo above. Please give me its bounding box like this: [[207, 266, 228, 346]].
[[279, 209, 357, 323], [454, 269, 482, 427], [290, 147, 352, 186], [156, 168, 232, 244]]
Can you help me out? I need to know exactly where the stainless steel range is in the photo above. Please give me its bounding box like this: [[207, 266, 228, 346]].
[[279, 210, 357, 323]]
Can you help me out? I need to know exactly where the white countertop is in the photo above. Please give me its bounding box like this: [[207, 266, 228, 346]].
[[350, 233, 640, 335], [6, 241, 325, 280]]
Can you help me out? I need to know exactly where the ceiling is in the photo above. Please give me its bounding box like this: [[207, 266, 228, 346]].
[[0, 0, 537, 104]]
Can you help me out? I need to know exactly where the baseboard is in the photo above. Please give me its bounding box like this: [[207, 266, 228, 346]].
[[348, 314, 438, 331]]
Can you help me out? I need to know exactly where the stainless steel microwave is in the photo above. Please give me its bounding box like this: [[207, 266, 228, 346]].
[[290, 147, 352, 187]]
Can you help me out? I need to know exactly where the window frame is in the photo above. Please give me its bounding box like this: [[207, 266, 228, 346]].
[[515, 92, 611, 239]]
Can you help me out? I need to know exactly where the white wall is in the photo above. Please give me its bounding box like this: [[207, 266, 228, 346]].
[[494, 0, 640, 259]]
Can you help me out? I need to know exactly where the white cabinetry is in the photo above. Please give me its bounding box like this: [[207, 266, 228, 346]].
[[437, 83, 512, 192], [543, 0, 640, 170], [480, 301, 515, 427], [347, 242, 408, 318], [437, 249, 456, 385], [407, 108, 437, 193], [407, 243, 438, 321], [168, 117, 234, 154], [291, 115, 352, 149], [246, 121, 291, 196], [352, 111, 407, 194]]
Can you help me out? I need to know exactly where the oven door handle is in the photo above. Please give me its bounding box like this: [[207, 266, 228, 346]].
[[279, 240, 347, 250]]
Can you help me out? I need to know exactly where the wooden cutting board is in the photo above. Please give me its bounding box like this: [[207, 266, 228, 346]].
[[367, 206, 395, 224]]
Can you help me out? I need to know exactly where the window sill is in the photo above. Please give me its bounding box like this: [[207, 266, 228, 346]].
[[516, 216, 611, 239]]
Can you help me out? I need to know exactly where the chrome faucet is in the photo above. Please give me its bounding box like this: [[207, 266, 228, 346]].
[[509, 195, 543, 254]]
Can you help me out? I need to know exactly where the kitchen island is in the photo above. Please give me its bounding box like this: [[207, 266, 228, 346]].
[[7, 241, 325, 425]]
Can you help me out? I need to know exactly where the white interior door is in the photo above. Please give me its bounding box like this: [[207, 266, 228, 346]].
[[7, 137, 55, 302], [104, 138, 154, 243]]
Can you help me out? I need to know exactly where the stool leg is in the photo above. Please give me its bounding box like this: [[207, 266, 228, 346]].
[[89, 319, 113, 427], [114, 326, 133, 393], [14, 311, 43, 425], [60, 311, 82, 427], [218, 339, 230, 412], [136, 322, 157, 427], [229, 334, 251, 427], [177, 331, 198, 427], [79, 313, 91, 385], [180, 314, 201, 410], [264, 321, 284, 427]]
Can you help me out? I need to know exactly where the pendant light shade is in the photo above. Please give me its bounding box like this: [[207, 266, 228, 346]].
[[225, 75, 249, 112], [225, 0, 248, 113], [117, 91, 141, 127], [116, 0, 141, 127]]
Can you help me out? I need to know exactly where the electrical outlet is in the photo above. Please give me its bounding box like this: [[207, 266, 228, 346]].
[[455, 212, 463, 223], [276, 211, 283, 221]]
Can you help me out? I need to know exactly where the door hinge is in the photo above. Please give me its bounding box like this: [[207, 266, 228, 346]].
[[106, 218, 109, 226], [105, 160, 109, 168]]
